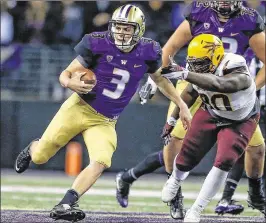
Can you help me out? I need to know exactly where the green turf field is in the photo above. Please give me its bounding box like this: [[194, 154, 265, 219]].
[[1, 169, 263, 217]]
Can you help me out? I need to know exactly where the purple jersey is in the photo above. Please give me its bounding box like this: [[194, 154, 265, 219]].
[[74, 32, 161, 119], [184, 1, 265, 56]]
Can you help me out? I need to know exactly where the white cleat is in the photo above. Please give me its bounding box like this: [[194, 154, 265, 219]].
[[161, 175, 181, 203], [184, 207, 202, 223]]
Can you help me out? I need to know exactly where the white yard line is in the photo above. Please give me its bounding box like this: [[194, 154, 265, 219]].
[[1, 185, 248, 200], [10, 195, 163, 207]]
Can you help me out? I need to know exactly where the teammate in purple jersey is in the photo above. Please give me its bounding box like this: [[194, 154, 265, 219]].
[[117, 0, 265, 219], [184, 1, 264, 55], [14, 4, 192, 222]]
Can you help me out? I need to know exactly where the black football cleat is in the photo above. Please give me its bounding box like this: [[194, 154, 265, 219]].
[[115, 170, 131, 208], [247, 187, 266, 216], [14, 139, 39, 173], [169, 187, 185, 219], [50, 203, 85, 222]]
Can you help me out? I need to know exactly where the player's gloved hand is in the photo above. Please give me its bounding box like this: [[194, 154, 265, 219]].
[[161, 56, 189, 80], [139, 76, 158, 105], [161, 117, 177, 146], [67, 72, 95, 94]]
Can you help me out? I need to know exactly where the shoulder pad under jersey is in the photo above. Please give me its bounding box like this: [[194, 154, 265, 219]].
[[139, 38, 162, 61], [74, 32, 110, 68], [184, 1, 212, 24], [224, 53, 247, 70], [239, 7, 265, 37], [74, 32, 110, 55], [87, 31, 112, 54]]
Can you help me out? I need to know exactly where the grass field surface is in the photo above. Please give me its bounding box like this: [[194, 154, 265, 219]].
[[1, 168, 264, 218]]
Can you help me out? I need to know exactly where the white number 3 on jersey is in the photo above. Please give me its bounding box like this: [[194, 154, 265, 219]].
[[102, 68, 130, 99]]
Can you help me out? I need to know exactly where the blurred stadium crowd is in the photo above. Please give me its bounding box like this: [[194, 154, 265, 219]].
[[1, 0, 265, 102], [1, 0, 194, 46], [1, 0, 265, 46]]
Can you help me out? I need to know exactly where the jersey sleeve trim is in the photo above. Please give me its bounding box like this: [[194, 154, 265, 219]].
[[145, 59, 161, 74], [223, 66, 250, 76], [145, 41, 162, 73], [74, 35, 94, 68], [76, 55, 89, 68], [252, 13, 265, 35], [184, 3, 197, 31], [243, 11, 265, 39]]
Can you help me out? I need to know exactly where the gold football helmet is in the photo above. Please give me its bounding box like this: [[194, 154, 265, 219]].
[[187, 34, 224, 73], [109, 4, 145, 51]]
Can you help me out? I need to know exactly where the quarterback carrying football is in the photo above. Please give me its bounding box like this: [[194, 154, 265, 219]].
[[14, 4, 191, 222]]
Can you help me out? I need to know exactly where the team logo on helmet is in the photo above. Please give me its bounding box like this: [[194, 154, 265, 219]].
[[203, 41, 222, 55]]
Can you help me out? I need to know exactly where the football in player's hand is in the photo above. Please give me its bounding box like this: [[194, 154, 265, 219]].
[[73, 68, 97, 85]]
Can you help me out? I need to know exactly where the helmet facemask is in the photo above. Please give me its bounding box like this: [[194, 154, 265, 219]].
[[187, 57, 213, 73], [109, 21, 140, 52], [109, 4, 145, 52], [212, 1, 242, 17]]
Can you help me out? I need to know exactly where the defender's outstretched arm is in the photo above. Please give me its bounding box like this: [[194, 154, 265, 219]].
[[186, 68, 252, 93]]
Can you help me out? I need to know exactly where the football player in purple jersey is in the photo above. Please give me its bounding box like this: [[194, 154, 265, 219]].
[[14, 4, 192, 222], [117, 0, 265, 219]]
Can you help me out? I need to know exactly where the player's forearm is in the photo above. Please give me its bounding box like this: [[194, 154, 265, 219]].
[[186, 71, 221, 91], [155, 77, 186, 108], [162, 45, 179, 67], [59, 70, 72, 88], [249, 31, 265, 89], [255, 65, 265, 90], [186, 71, 243, 93], [170, 89, 197, 120]]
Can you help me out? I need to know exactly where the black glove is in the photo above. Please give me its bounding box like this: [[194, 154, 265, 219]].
[[161, 117, 177, 146], [161, 56, 188, 80]]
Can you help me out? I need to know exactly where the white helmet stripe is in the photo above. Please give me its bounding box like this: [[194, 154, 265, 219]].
[[121, 4, 131, 18]]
